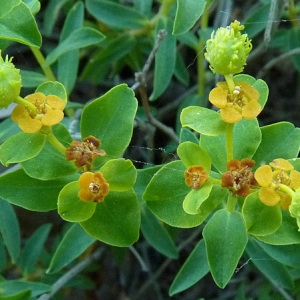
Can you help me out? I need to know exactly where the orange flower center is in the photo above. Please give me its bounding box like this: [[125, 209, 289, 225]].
[[185, 166, 208, 189]]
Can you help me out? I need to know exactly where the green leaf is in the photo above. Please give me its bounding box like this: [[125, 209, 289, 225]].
[[35, 81, 68, 103], [20, 70, 47, 88], [47, 223, 95, 274], [256, 210, 300, 245], [58, 1, 84, 94], [58, 181, 96, 222], [200, 118, 261, 173], [86, 0, 148, 29], [144, 161, 227, 227], [253, 122, 300, 166], [100, 158, 137, 191], [0, 169, 77, 211], [174, 52, 189, 85], [23, 0, 41, 14], [0, 289, 31, 300], [0, 280, 51, 298], [45, 27, 105, 65], [203, 209, 248, 288], [0, 199, 20, 263], [177, 141, 211, 171], [0, 2, 42, 47], [183, 183, 213, 215], [173, 0, 206, 35], [246, 238, 294, 289], [258, 241, 300, 268], [169, 239, 209, 296], [141, 204, 178, 259], [0, 238, 7, 271], [80, 190, 140, 246], [21, 124, 78, 180], [81, 84, 138, 158], [233, 74, 269, 108], [242, 191, 282, 236], [0, 132, 46, 166], [179, 128, 199, 144], [150, 17, 176, 100], [181, 106, 227, 136], [19, 224, 52, 275]]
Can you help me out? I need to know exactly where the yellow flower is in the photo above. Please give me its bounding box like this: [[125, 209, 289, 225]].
[[209, 81, 261, 123], [254, 158, 300, 209], [11, 92, 66, 133], [66, 136, 106, 168], [221, 158, 257, 197], [78, 171, 110, 202]]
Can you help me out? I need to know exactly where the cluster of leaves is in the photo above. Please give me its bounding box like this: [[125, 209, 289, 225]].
[[1, 0, 300, 299]]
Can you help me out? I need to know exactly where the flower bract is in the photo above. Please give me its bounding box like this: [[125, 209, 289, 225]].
[[255, 158, 300, 209], [11, 92, 66, 133], [209, 81, 261, 123], [221, 158, 257, 196], [78, 171, 110, 202]]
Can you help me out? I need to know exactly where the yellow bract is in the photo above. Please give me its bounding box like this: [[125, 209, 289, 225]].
[[11, 92, 66, 133], [209, 81, 261, 123]]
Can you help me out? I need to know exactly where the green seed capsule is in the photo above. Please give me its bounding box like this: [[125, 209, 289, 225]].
[[204, 20, 252, 76], [0, 51, 22, 109]]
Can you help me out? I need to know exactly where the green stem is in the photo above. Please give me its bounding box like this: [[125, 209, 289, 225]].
[[225, 123, 234, 162], [158, 0, 176, 16], [45, 129, 66, 154], [279, 183, 295, 198], [227, 193, 237, 212], [15, 96, 37, 113], [30, 46, 56, 81], [224, 74, 235, 93]]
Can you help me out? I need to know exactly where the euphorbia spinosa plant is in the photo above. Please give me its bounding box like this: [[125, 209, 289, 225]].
[[1, 1, 300, 299]]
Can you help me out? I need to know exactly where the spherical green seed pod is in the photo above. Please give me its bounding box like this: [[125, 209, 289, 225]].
[[0, 52, 22, 109], [204, 20, 252, 76]]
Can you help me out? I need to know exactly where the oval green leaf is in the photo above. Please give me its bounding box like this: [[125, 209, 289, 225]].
[[58, 182, 96, 222], [47, 223, 95, 274], [242, 191, 282, 236], [0, 132, 46, 166], [169, 239, 209, 296], [86, 0, 147, 29], [203, 209, 248, 288], [177, 141, 211, 171], [100, 158, 137, 191], [80, 190, 140, 247], [0, 2, 41, 47], [0, 169, 78, 211], [81, 84, 138, 159], [181, 106, 227, 136], [173, 0, 206, 35], [45, 27, 105, 65]]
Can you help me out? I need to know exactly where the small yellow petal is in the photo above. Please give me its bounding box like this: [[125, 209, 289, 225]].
[[259, 187, 281, 206], [42, 109, 64, 126], [239, 82, 260, 101], [46, 95, 66, 110], [209, 87, 227, 108], [242, 100, 261, 120], [25, 92, 46, 104], [220, 106, 242, 123], [270, 158, 293, 171], [78, 172, 94, 188], [278, 191, 292, 210], [11, 105, 27, 122], [290, 170, 300, 190], [17, 117, 42, 133], [255, 165, 272, 187]]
